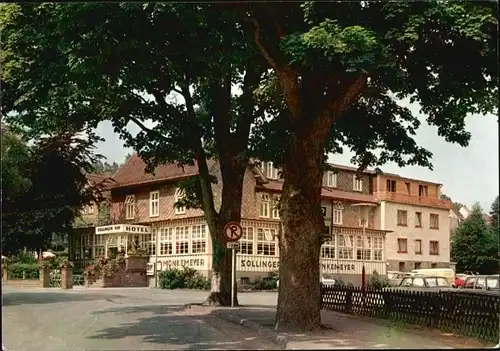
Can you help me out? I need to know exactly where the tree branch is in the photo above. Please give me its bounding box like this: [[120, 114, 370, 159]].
[[249, 15, 302, 121], [312, 74, 368, 140], [178, 81, 219, 222]]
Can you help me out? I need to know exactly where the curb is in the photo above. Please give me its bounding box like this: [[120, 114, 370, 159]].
[[214, 310, 288, 349]]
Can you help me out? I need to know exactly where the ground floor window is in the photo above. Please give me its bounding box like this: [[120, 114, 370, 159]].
[[321, 236, 335, 259], [338, 234, 354, 259], [160, 228, 173, 255], [373, 237, 383, 261], [256, 228, 276, 256], [191, 224, 207, 253], [148, 230, 156, 256], [175, 226, 189, 254], [240, 227, 254, 255], [356, 236, 371, 260]]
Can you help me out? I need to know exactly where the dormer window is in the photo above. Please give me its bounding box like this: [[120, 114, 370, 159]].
[[174, 188, 186, 215], [263, 161, 278, 180]]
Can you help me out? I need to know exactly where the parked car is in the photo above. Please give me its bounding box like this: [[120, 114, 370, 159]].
[[387, 271, 409, 287], [410, 268, 455, 286], [321, 274, 336, 286], [456, 274, 500, 295], [390, 275, 451, 291]]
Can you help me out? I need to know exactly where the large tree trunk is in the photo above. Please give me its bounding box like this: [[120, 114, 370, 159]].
[[203, 157, 246, 306], [275, 133, 325, 331]]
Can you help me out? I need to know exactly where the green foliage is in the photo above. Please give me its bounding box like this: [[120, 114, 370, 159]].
[[7, 263, 39, 279], [490, 196, 499, 230], [59, 258, 74, 268], [8, 251, 38, 265], [158, 267, 210, 290], [451, 204, 499, 274], [250, 273, 279, 290], [369, 270, 388, 289], [1, 127, 104, 255]]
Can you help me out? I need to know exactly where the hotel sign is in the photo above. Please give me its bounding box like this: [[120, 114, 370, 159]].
[[95, 224, 151, 235]]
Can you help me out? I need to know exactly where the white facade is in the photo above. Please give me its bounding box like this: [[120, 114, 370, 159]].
[[379, 201, 451, 264]]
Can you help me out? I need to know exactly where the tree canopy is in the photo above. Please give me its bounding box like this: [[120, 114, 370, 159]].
[[490, 196, 499, 229], [451, 203, 498, 274], [1, 127, 103, 255]]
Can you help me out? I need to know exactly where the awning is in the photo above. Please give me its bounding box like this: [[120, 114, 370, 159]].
[[95, 224, 151, 235]]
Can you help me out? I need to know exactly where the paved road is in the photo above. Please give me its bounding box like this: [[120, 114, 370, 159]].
[[2, 286, 278, 351]]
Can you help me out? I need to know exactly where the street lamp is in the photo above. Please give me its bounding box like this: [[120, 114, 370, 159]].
[[350, 202, 377, 290]]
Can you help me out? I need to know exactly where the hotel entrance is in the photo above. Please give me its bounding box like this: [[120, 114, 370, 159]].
[[94, 224, 152, 258]]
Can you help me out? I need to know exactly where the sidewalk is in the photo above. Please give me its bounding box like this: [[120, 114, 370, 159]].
[[208, 306, 496, 349]]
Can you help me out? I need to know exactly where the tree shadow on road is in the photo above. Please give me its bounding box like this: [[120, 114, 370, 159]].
[[88, 304, 282, 350]]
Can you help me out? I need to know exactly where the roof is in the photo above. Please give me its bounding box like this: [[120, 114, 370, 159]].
[[110, 153, 214, 188], [259, 180, 378, 204]]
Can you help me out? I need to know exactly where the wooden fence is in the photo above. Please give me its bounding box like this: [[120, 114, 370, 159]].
[[321, 285, 500, 343]]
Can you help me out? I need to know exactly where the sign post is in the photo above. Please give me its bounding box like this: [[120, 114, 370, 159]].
[[223, 221, 243, 307]]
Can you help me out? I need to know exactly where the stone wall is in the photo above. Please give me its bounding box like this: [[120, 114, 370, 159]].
[[86, 256, 148, 288]]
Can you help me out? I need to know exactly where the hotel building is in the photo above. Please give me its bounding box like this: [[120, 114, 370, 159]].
[[71, 155, 452, 287]]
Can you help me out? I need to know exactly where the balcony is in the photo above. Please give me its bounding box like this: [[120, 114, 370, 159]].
[[374, 191, 452, 209]]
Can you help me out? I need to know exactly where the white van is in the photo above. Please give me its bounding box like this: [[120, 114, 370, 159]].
[[411, 268, 455, 286]]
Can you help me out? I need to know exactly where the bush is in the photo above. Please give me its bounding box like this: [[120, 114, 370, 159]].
[[9, 251, 37, 265], [249, 275, 278, 290], [369, 270, 389, 289], [158, 267, 210, 290], [7, 262, 39, 279]]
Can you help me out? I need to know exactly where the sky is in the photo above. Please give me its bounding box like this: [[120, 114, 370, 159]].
[[94, 100, 499, 212]]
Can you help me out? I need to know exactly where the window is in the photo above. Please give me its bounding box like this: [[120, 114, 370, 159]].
[[387, 180, 396, 192], [414, 239, 422, 254], [436, 278, 449, 287], [338, 234, 354, 259], [83, 205, 94, 215], [397, 210, 407, 226], [272, 196, 280, 219], [405, 182, 411, 194], [430, 214, 439, 229], [125, 195, 135, 220], [429, 240, 439, 255], [174, 188, 186, 214], [256, 228, 276, 255], [149, 191, 160, 217], [486, 277, 499, 289], [356, 236, 371, 260], [399, 262, 406, 272], [373, 237, 383, 261], [414, 262, 421, 270], [260, 194, 270, 218], [397, 238, 408, 253], [326, 171, 337, 187], [413, 277, 425, 287], [264, 161, 278, 180], [191, 224, 207, 253], [159, 228, 173, 255], [175, 226, 189, 254], [353, 175, 363, 191], [415, 212, 422, 227], [418, 185, 428, 197], [321, 236, 335, 259], [147, 229, 156, 256], [332, 201, 343, 225], [94, 235, 105, 257], [240, 227, 254, 255]]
